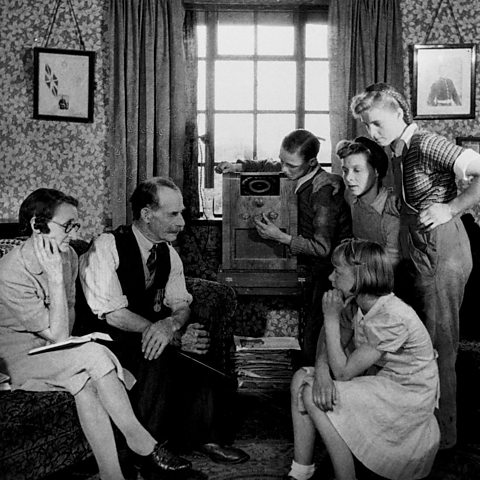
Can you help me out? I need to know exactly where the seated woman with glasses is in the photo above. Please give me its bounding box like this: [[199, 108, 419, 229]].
[[286, 239, 439, 480], [0, 188, 191, 480]]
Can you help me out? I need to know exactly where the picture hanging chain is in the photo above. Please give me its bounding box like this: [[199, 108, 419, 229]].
[[424, 0, 464, 44], [43, 0, 86, 50]]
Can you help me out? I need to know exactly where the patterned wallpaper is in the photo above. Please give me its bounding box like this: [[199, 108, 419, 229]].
[[400, 0, 480, 220], [401, 0, 480, 137], [0, 0, 109, 240]]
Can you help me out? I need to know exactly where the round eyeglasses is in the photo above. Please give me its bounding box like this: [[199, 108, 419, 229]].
[[50, 220, 81, 234]]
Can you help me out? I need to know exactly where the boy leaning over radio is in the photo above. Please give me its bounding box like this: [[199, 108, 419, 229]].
[[216, 129, 351, 365]]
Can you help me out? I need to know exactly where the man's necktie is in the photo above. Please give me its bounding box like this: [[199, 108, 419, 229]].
[[146, 242, 170, 313], [146, 243, 160, 277]]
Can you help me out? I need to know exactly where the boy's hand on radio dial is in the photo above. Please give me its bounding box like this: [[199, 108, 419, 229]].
[[254, 213, 292, 245]]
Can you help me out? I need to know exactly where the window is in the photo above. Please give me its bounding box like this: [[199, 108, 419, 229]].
[[196, 8, 329, 217]]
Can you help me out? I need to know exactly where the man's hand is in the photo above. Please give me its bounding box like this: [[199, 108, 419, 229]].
[[214, 162, 243, 174], [312, 370, 337, 411], [418, 203, 453, 230], [141, 318, 175, 360], [253, 213, 291, 244], [180, 323, 210, 354], [312, 171, 343, 195]]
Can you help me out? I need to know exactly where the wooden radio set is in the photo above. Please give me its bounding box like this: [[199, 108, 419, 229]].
[[217, 172, 302, 294]]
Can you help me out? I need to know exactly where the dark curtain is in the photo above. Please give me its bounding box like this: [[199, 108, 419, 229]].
[[328, 0, 404, 172], [183, 10, 200, 219], [108, 0, 199, 226]]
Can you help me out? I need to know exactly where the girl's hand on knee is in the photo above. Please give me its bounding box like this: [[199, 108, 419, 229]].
[[312, 373, 337, 411]]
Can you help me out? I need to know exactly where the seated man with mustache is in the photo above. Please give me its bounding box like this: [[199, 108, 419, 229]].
[[79, 177, 249, 467]]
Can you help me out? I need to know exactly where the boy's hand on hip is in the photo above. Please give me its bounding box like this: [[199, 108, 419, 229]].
[[418, 203, 453, 230]]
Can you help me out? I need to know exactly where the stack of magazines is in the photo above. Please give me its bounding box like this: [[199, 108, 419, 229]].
[[234, 336, 300, 392]]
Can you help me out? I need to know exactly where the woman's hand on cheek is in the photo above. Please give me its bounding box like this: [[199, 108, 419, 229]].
[[33, 234, 63, 282], [322, 289, 344, 320]]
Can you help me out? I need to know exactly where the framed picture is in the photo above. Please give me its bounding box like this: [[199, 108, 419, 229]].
[[33, 47, 95, 123], [456, 136, 480, 154], [412, 44, 476, 120]]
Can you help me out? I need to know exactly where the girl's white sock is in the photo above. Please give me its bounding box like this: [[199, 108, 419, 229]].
[[288, 460, 316, 480]]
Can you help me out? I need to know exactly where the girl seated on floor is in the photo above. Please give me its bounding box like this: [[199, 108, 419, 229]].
[[287, 239, 440, 480]]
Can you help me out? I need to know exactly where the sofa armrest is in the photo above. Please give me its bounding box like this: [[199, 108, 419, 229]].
[[185, 277, 237, 376]]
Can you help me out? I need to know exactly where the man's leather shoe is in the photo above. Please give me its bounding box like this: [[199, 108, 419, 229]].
[[195, 443, 250, 464], [138, 442, 192, 475]]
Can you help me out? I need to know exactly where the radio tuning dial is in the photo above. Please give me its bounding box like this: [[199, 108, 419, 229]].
[[268, 211, 279, 220], [254, 198, 264, 207]]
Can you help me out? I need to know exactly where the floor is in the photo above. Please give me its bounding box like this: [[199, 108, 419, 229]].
[[46, 387, 480, 480]]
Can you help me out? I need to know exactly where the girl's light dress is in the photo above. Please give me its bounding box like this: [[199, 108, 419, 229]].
[[303, 293, 439, 480]]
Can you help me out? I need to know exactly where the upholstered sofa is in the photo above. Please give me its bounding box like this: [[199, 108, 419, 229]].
[[0, 237, 237, 480]]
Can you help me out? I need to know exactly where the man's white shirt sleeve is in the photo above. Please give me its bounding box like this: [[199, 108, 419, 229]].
[[79, 233, 129, 319], [164, 245, 193, 311], [79, 234, 192, 319]]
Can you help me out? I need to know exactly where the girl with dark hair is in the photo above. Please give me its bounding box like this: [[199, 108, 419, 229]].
[[336, 136, 400, 267], [0, 188, 191, 480], [287, 239, 439, 480]]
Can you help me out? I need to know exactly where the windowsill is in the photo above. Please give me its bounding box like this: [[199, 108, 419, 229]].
[[189, 217, 222, 226]]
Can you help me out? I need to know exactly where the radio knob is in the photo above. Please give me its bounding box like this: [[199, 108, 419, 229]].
[[241, 212, 250, 220], [268, 211, 279, 220], [254, 198, 264, 207]]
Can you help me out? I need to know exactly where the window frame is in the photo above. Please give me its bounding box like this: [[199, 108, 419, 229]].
[[196, 6, 329, 191]]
